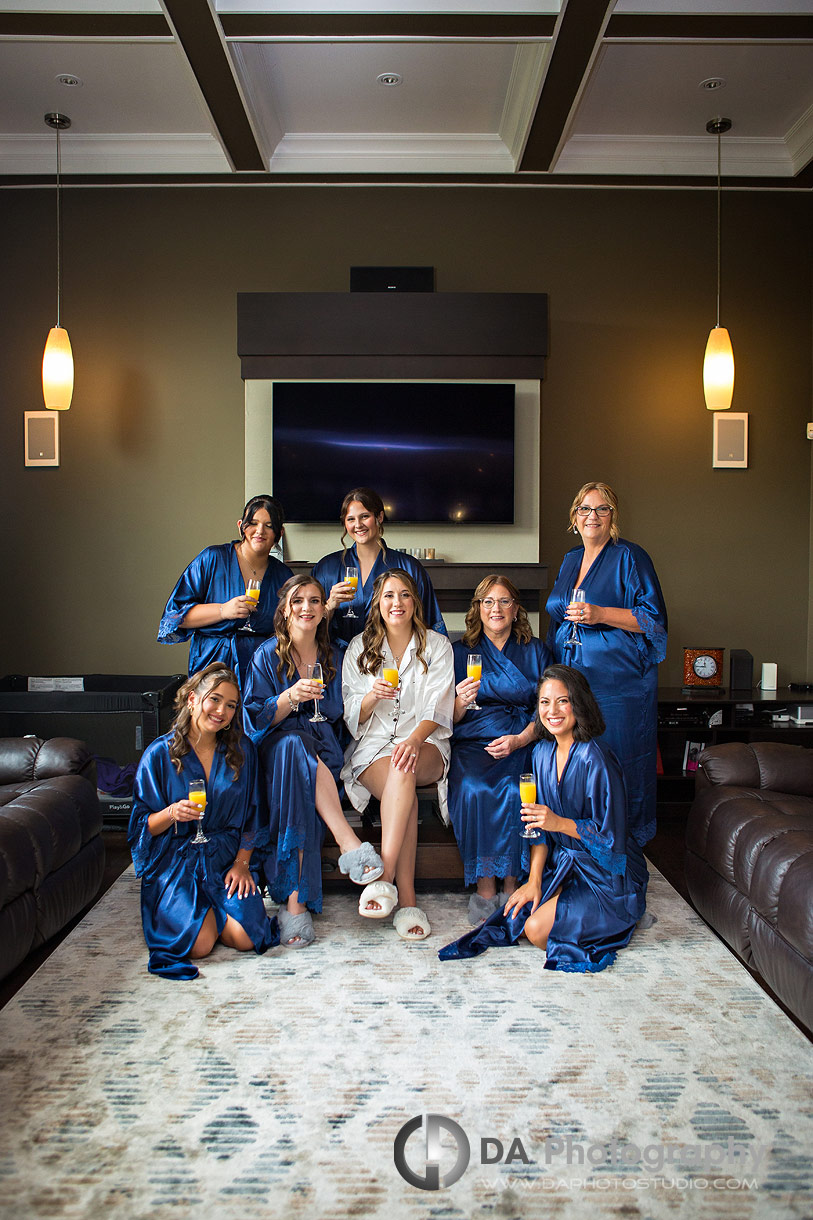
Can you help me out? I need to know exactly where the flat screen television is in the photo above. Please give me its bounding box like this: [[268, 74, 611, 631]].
[[271, 381, 515, 524]]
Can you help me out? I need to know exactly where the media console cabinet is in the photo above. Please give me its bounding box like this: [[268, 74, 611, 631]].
[[657, 687, 813, 809]]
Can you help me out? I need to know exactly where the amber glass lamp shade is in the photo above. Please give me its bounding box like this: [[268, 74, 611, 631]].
[[703, 325, 734, 411], [42, 325, 74, 410]]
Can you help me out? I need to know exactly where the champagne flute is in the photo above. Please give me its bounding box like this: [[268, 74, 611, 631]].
[[244, 578, 260, 634], [307, 663, 326, 722], [519, 773, 539, 839], [343, 567, 359, 618], [382, 664, 400, 692], [188, 779, 209, 844], [467, 653, 482, 710], [566, 588, 586, 648]]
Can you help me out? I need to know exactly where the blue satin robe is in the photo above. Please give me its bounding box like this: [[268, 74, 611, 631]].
[[439, 737, 647, 972], [312, 545, 446, 645], [129, 733, 278, 980], [546, 538, 667, 846], [158, 541, 293, 686], [448, 635, 550, 884], [243, 640, 346, 913]]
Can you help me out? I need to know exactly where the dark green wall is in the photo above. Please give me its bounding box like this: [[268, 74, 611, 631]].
[[1, 184, 810, 685]]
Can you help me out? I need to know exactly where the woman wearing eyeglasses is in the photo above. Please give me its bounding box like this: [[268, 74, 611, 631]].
[[545, 482, 667, 850], [448, 575, 550, 923], [158, 495, 293, 688]]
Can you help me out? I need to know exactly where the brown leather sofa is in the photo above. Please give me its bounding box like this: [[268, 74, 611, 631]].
[[685, 740, 813, 1033], [0, 736, 104, 981]]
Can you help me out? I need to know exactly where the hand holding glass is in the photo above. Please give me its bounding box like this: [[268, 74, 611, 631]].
[[188, 779, 209, 844], [519, 774, 539, 839], [566, 588, 586, 648], [307, 663, 326, 722], [467, 653, 482, 710], [343, 568, 359, 618]]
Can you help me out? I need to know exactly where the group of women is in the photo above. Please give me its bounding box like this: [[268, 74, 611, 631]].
[[130, 480, 667, 981]]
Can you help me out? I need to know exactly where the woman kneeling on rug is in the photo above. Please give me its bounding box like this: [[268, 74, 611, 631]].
[[129, 663, 278, 980], [243, 575, 384, 949], [439, 664, 647, 972], [342, 569, 455, 941]]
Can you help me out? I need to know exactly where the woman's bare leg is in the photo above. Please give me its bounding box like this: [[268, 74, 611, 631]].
[[219, 914, 255, 951], [190, 909, 218, 958], [313, 757, 369, 859], [522, 892, 560, 950], [359, 746, 443, 930]]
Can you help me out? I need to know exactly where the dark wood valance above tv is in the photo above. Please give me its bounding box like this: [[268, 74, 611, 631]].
[[236, 291, 548, 379]]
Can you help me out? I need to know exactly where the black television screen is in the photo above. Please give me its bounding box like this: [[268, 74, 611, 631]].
[[271, 382, 515, 524]]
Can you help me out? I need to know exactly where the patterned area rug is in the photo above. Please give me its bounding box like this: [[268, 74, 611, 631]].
[[0, 865, 811, 1219]]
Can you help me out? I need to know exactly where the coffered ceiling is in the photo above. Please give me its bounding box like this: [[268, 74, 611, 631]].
[[1, 1, 811, 187]]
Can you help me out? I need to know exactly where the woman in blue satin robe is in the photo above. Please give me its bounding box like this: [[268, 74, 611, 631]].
[[545, 481, 667, 847], [439, 664, 647, 972], [158, 495, 293, 687], [243, 575, 383, 947], [312, 487, 446, 646], [129, 663, 278, 980], [448, 575, 550, 921]]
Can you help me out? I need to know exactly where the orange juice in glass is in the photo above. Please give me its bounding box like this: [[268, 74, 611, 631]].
[[382, 666, 399, 690], [519, 773, 539, 839], [188, 779, 209, 844], [344, 567, 359, 618], [467, 653, 482, 709], [246, 579, 261, 606]]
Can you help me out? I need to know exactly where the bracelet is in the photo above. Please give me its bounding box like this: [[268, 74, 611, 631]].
[[233, 859, 251, 871], [169, 804, 178, 835], [287, 690, 299, 712]]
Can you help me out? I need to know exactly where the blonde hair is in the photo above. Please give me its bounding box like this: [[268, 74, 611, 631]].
[[357, 569, 429, 676], [168, 663, 244, 779], [567, 481, 620, 543], [272, 574, 336, 685], [461, 574, 532, 648]]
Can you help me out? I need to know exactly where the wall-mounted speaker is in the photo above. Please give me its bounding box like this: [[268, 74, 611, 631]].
[[24, 411, 60, 467], [712, 412, 748, 468], [350, 265, 435, 292]]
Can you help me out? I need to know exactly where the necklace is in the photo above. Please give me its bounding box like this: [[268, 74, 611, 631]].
[[238, 540, 265, 578]]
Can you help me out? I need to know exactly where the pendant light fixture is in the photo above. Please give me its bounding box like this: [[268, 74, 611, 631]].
[[42, 111, 73, 410], [703, 117, 734, 411]]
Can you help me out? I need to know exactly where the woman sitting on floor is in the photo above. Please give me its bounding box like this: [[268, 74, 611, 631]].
[[129, 663, 278, 980], [243, 574, 384, 949], [439, 663, 647, 972], [341, 568, 454, 941]]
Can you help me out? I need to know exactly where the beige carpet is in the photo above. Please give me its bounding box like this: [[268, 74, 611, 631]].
[[0, 865, 811, 1219]]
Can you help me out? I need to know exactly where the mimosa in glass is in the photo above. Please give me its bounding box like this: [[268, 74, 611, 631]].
[[519, 773, 539, 839], [188, 779, 208, 844], [344, 568, 359, 618], [467, 653, 482, 710]]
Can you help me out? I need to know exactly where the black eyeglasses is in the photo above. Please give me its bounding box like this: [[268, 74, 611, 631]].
[[575, 505, 612, 517]]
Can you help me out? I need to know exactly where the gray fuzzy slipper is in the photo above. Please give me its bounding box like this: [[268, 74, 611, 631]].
[[338, 841, 384, 885], [277, 907, 315, 948], [467, 892, 501, 925]]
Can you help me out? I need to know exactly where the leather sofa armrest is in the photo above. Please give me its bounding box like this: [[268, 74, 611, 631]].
[[696, 740, 813, 798], [0, 736, 97, 787]]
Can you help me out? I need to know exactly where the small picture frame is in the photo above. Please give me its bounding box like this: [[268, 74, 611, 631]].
[[713, 412, 748, 469], [24, 411, 60, 467]]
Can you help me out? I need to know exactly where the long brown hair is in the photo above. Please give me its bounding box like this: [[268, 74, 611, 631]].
[[273, 574, 336, 684], [357, 568, 429, 676], [461, 574, 533, 648], [168, 663, 244, 779], [340, 487, 387, 557]]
